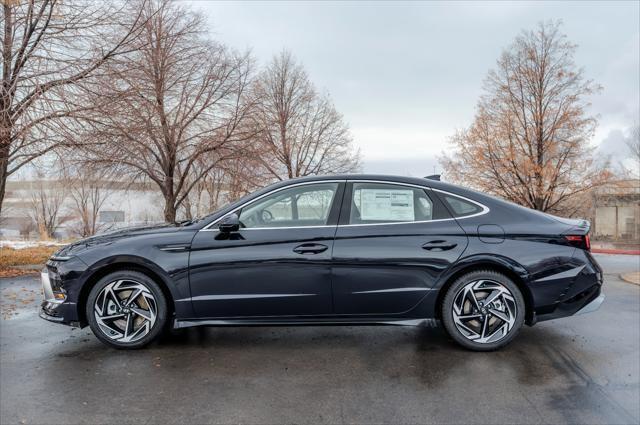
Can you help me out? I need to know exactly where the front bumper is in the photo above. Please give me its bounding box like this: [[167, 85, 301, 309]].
[[39, 269, 65, 323]]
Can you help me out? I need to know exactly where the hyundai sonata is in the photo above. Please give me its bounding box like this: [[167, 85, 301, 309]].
[[40, 175, 604, 351]]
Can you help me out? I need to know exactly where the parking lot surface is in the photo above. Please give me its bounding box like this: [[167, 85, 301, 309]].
[[1, 254, 638, 424]]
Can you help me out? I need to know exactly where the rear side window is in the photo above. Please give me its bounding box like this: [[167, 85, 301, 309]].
[[441, 194, 484, 217], [348, 183, 440, 224]]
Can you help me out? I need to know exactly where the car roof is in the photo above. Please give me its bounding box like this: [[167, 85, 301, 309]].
[[282, 173, 482, 198], [282, 173, 450, 189]]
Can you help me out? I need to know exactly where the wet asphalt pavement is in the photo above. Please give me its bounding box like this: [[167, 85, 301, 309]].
[[0, 254, 638, 425]]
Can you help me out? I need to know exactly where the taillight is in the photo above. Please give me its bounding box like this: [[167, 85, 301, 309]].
[[565, 234, 590, 251]]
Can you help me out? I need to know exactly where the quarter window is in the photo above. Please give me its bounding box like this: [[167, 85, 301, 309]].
[[349, 183, 435, 224], [441, 194, 483, 217], [238, 183, 338, 228]]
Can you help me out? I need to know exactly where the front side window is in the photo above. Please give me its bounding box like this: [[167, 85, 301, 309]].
[[349, 183, 434, 224], [238, 183, 338, 228]]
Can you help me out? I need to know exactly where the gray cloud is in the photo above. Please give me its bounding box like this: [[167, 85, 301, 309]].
[[191, 1, 639, 171]]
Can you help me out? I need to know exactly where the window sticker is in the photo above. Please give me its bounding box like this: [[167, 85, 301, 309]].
[[359, 189, 415, 221]]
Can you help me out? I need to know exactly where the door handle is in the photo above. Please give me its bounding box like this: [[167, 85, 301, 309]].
[[293, 243, 328, 254], [422, 240, 457, 251]]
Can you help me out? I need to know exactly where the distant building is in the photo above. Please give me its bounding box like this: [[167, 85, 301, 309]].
[[592, 179, 640, 242]]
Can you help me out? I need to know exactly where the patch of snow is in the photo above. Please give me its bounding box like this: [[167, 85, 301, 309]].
[[0, 240, 66, 250]]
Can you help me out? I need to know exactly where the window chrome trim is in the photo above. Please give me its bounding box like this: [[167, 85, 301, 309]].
[[201, 180, 345, 231], [205, 225, 336, 232], [430, 188, 490, 219], [338, 218, 452, 228], [199, 178, 490, 232]]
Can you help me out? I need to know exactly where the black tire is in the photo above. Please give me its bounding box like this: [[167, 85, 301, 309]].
[[441, 270, 525, 351], [86, 270, 168, 350]]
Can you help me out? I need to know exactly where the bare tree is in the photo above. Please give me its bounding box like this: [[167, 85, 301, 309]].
[[180, 154, 268, 219], [219, 157, 269, 203], [251, 51, 360, 180], [81, 0, 254, 223], [0, 0, 146, 215], [65, 165, 115, 238], [441, 21, 611, 214], [24, 171, 67, 239]]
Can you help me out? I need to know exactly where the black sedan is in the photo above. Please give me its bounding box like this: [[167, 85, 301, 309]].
[[40, 175, 604, 351]]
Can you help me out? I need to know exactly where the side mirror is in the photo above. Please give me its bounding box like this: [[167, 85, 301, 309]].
[[218, 213, 240, 233]]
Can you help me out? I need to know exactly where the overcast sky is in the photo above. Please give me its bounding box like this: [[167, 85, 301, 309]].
[[191, 1, 639, 177]]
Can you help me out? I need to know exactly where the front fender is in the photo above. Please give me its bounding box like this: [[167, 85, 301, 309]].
[[77, 252, 192, 319]]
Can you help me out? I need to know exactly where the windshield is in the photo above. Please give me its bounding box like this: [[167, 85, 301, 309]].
[[181, 187, 271, 226]]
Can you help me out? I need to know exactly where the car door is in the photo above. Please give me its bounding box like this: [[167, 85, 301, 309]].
[[189, 181, 345, 318], [331, 181, 469, 315]]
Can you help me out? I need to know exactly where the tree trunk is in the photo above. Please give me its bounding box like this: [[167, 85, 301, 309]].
[[164, 201, 177, 223], [1, 3, 12, 217], [183, 197, 193, 220], [0, 138, 9, 217]]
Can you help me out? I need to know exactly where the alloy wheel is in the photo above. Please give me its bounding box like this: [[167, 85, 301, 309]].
[[452, 279, 517, 344], [94, 279, 157, 343]]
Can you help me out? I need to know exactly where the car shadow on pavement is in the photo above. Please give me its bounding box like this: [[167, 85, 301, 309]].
[[49, 322, 579, 390]]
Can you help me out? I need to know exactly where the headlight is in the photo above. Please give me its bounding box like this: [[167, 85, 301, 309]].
[[50, 255, 73, 261]]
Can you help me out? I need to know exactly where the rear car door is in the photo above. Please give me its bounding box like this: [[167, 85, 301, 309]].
[[331, 181, 469, 315], [189, 181, 345, 318]]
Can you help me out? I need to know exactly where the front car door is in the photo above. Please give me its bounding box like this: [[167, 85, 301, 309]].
[[331, 180, 469, 316], [189, 180, 345, 318]]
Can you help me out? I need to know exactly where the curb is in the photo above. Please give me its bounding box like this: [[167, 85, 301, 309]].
[[619, 272, 640, 286], [592, 248, 640, 255]]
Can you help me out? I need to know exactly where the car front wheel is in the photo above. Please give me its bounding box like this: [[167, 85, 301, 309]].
[[86, 270, 167, 349], [442, 270, 525, 351]]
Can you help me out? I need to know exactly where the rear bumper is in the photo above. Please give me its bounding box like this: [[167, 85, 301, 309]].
[[529, 247, 605, 324], [535, 283, 603, 323], [575, 293, 605, 315]]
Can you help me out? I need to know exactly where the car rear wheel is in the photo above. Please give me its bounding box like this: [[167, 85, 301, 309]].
[[442, 270, 525, 351], [86, 270, 167, 349]]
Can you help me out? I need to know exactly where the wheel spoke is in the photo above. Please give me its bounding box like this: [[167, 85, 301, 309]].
[[124, 314, 133, 338], [457, 314, 483, 320], [100, 313, 126, 321], [488, 308, 510, 324], [466, 287, 481, 310], [483, 289, 503, 305], [480, 316, 489, 339], [125, 288, 142, 306], [106, 287, 122, 309], [131, 307, 153, 321]]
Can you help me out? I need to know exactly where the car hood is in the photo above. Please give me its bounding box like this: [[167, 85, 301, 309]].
[[53, 223, 185, 258]]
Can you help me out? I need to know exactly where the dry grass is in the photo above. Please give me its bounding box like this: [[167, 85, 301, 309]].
[[0, 246, 60, 277]]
